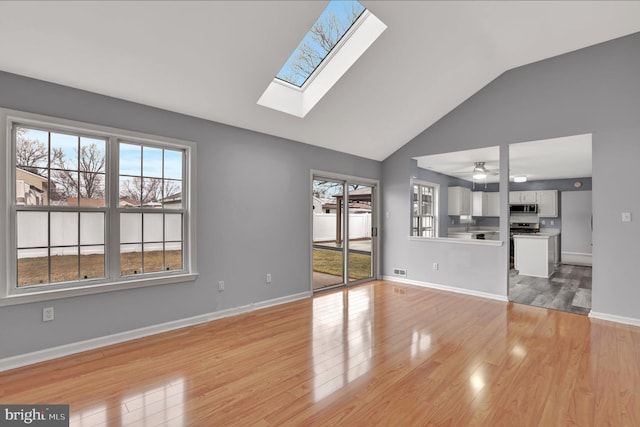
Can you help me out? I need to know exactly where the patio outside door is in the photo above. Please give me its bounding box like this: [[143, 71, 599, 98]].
[[312, 176, 375, 291]]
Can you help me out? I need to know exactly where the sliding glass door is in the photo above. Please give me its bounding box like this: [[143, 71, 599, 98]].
[[312, 175, 376, 291], [347, 183, 374, 283], [312, 178, 345, 290]]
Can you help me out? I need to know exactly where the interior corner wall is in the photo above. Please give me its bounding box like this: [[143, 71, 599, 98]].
[[382, 31, 640, 319], [0, 71, 381, 359]]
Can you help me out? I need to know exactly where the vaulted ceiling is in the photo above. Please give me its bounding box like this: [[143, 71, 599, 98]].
[[0, 1, 639, 161]]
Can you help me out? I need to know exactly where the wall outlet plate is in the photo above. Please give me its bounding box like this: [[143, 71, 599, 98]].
[[43, 307, 54, 322]]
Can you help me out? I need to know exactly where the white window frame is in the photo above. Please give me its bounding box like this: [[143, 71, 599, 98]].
[[0, 109, 198, 306], [411, 179, 439, 238], [257, 9, 387, 118]]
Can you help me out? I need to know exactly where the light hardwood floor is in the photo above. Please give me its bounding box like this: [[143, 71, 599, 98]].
[[2, 280, 639, 426]]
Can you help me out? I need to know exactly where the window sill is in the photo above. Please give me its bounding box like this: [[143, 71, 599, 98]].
[[0, 273, 199, 306]]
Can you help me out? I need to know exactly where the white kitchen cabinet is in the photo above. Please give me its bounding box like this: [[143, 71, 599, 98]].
[[536, 190, 558, 217], [448, 186, 471, 215], [514, 234, 556, 278], [520, 191, 537, 203], [510, 190, 537, 204], [486, 192, 500, 217], [472, 191, 500, 217], [472, 192, 486, 216]]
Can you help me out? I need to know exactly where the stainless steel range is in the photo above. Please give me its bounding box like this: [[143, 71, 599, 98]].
[[510, 222, 540, 237]]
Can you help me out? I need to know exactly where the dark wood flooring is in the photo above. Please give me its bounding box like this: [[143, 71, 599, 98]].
[[509, 264, 592, 315]]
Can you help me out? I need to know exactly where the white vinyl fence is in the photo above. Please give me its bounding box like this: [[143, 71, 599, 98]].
[[313, 213, 371, 242], [16, 212, 182, 258]]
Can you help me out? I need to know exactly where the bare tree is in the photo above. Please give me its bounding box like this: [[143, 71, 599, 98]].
[[120, 178, 180, 206], [51, 143, 106, 201], [313, 181, 361, 199], [15, 128, 48, 175], [278, 2, 363, 85]]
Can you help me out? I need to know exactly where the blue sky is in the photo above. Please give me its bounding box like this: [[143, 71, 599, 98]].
[[18, 128, 106, 171], [276, 0, 366, 87], [119, 143, 182, 180]]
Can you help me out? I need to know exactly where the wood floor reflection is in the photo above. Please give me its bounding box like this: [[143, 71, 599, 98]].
[[2, 280, 639, 426]]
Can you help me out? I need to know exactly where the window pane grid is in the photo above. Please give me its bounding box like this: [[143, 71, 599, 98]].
[[412, 182, 437, 238], [11, 117, 190, 294], [16, 209, 106, 287], [119, 212, 184, 275]]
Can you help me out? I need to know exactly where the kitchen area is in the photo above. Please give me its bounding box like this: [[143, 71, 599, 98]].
[[413, 134, 593, 315], [507, 135, 593, 315]]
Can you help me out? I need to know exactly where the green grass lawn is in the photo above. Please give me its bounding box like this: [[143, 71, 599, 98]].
[[18, 250, 182, 286], [313, 249, 371, 280]]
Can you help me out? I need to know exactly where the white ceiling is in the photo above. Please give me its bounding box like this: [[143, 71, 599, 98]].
[[509, 134, 592, 181], [0, 1, 638, 161], [416, 146, 501, 183], [415, 133, 592, 183]]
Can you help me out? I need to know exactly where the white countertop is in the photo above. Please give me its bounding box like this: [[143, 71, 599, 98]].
[[448, 227, 499, 234], [514, 229, 560, 239]]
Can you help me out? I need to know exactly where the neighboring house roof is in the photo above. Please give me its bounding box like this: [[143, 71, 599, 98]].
[[162, 192, 182, 204], [16, 167, 48, 190]]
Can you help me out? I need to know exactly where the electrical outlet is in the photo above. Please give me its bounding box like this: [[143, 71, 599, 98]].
[[266, 273, 272, 284], [43, 307, 54, 322], [433, 262, 439, 271], [550, 220, 555, 225], [218, 280, 225, 291]]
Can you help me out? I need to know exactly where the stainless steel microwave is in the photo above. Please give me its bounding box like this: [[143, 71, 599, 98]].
[[509, 204, 538, 213]]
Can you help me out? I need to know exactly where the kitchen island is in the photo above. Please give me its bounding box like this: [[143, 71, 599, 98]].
[[513, 230, 560, 278]]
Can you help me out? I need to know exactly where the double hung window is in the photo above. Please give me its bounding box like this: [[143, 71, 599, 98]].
[[411, 181, 438, 238], [4, 110, 195, 303]]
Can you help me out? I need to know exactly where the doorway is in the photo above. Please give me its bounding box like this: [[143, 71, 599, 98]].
[[312, 175, 376, 291], [508, 134, 592, 315]]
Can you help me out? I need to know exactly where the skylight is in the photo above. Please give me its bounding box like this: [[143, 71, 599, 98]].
[[258, 1, 386, 118], [276, 0, 366, 88]]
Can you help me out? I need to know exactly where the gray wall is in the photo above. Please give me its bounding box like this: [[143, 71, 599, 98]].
[[561, 191, 593, 254], [510, 177, 593, 230], [0, 71, 381, 359], [509, 177, 592, 192], [382, 32, 640, 319]]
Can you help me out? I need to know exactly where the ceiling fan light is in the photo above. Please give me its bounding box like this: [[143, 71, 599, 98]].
[[472, 162, 487, 180], [514, 176, 527, 183], [473, 172, 487, 179]]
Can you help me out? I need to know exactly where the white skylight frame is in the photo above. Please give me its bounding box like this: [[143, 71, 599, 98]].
[[258, 8, 387, 118]]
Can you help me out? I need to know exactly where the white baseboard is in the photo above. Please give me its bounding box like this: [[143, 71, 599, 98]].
[[382, 275, 508, 302], [0, 291, 311, 373], [589, 311, 640, 327], [561, 252, 592, 266]]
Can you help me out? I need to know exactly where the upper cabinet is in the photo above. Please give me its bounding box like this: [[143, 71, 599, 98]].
[[509, 189, 558, 217], [536, 190, 558, 217], [472, 191, 500, 217], [486, 192, 500, 217], [448, 186, 471, 215], [509, 190, 537, 204]]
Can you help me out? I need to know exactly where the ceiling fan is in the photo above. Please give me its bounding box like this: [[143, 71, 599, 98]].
[[472, 162, 489, 179], [451, 161, 499, 180]]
